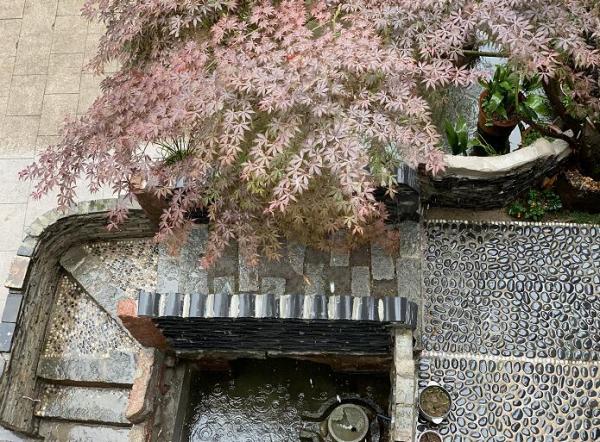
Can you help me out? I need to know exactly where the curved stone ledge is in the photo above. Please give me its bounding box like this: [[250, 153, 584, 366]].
[[0, 198, 153, 435], [419, 138, 571, 209]]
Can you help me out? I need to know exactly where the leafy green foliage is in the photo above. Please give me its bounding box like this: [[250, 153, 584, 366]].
[[444, 117, 504, 156], [507, 189, 562, 221], [444, 117, 470, 155], [479, 65, 549, 124]]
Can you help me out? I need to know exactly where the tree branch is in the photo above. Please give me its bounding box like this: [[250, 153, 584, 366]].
[[520, 116, 578, 147], [461, 49, 507, 58]]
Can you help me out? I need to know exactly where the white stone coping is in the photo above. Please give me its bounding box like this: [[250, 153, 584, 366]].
[[436, 138, 571, 179]]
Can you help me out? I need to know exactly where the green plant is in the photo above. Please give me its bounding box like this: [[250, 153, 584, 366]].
[[444, 117, 504, 156], [519, 127, 547, 147], [479, 65, 549, 123], [156, 137, 197, 166], [507, 189, 562, 221], [444, 116, 473, 155]]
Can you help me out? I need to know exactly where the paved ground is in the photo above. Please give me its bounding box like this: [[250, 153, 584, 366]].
[[418, 221, 599, 441], [0, 0, 114, 313]]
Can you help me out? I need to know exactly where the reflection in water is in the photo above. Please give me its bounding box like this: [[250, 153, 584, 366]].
[[184, 359, 390, 442]]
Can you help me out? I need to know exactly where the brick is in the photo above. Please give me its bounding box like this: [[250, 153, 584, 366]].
[[21, 0, 58, 36], [391, 405, 415, 442], [0, 20, 21, 57], [36, 385, 130, 425], [51, 16, 88, 54], [399, 221, 420, 257], [126, 349, 161, 423], [0, 322, 16, 352], [0, 1, 25, 19], [260, 277, 286, 296], [1, 292, 22, 322], [396, 258, 420, 301], [286, 243, 305, 274], [0, 116, 40, 158], [45, 72, 82, 95], [393, 376, 415, 405], [38, 352, 137, 385], [238, 250, 258, 292], [0, 159, 32, 203], [304, 263, 324, 296], [38, 421, 129, 442], [117, 299, 168, 350], [0, 204, 26, 250], [5, 256, 30, 289], [13, 34, 52, 75], [213, 276, 234, 294], [0, 56, 15, 95], [57, 0, 84, 16], [330, 250, 349, 267], [48, 52, 84, 74]]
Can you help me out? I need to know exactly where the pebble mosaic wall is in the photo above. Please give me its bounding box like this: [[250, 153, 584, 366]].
[[85, 239, 159, 299], [417, 354, 599, 441], [43, 274, 138, 358], [423, 222, 599, 361], [419, 221, 600, 441]]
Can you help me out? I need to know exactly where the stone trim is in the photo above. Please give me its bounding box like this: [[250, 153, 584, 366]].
[[419, 138, 571, 209], [423, 218, 600, 227], [390, 328, 417, 442], [139, 291, 419, 324], [440, 138, 570, 179]]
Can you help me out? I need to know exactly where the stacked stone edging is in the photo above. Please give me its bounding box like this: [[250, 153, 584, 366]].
[[419, 138, 571, 209]]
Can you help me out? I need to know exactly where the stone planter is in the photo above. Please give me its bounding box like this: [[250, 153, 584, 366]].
[[419, 137, 571, 209], [419, 430, 443, 442], [418, 382, 452, 425]]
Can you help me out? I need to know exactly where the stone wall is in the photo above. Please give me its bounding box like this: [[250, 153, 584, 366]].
[[0, 199, 153, 434], [0, 197, 423, 436], [419, 138, 571, 209]]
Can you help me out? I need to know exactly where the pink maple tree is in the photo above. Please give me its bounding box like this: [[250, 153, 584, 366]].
[[21, 0, 600, 265]]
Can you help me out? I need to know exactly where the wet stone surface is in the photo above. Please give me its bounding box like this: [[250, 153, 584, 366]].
[[423, 222, 600, 361], [416, 355, 600, 442]]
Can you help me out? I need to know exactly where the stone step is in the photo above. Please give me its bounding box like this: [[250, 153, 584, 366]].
[[60, 245, 128, 320], [35, 384, 131, 426], [38, 420, 130, 442], [37, 351, 137, 386]]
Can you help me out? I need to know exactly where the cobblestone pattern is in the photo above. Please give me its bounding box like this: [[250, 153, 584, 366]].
[[86, 239, 158, 299], [423, 221, 599, 361], [75, 223, 421, 302], [43, 274, 137, 358], [419, 220, 600, 441], [417, 354, 599, 441]]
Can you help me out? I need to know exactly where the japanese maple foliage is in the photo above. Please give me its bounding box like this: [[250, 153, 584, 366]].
[[21, 0, 600, 265]]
